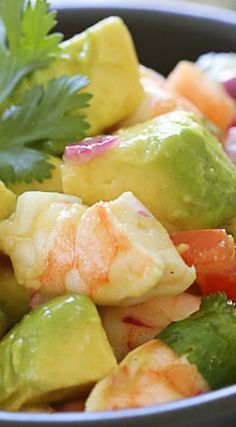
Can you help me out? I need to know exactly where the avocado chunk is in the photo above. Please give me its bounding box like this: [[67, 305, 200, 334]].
[[17, 17, 143, 144], [0, 181, 16, 221], [0, 253, 29, 330], [62, 111, 236, 231], [7, 156, 62, 195], [0, 294, 117, 410]]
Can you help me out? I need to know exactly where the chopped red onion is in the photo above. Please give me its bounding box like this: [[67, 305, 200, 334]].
[[137, 209, 151, 218], [229, 116, 236, 129], [221, 76, 236, 100], [225, 127, 236, 164], [122, 315, 151, 327], [29, 291, 49, 309], [63, 135, 119, 164]]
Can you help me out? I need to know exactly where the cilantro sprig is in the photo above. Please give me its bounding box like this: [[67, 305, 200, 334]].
[[0, 0, 62, 104], [0, 0, 92, 185], [158, 293, 236, 390], [0, 76, 92, 183]]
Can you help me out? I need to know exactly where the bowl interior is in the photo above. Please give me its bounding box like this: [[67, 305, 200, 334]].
[[1, 4, 236, 427]]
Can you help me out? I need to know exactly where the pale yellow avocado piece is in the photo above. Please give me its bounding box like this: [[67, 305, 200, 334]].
[[7, 156, 62, 195], [23, 17, 143, 136], [0, 182, 16, 221]]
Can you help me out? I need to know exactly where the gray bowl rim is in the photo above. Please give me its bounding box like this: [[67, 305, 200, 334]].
[[53, 0, 236, 25], [0, 385, 236, 424]]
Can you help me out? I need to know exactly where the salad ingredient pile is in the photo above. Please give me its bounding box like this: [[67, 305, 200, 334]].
[[0, 0, 236, 414]]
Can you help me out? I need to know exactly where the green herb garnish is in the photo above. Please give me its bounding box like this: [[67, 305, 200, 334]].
[[158, 293, 236, 389], [0, 75, 91, 184], [0, 0, 61, 104], [0, 0, 92, 184]]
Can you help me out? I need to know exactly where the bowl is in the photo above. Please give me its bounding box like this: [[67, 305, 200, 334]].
[[1, 2, 236, 426]]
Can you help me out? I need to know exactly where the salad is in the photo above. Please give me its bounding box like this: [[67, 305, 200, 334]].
[[0, 0, 236, 414]]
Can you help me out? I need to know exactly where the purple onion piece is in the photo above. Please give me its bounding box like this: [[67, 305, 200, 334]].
[[225, 128, 236, 164], [229, 116, 236, 129], [63, 135, 119, 164], [221, 76, 236, 100]]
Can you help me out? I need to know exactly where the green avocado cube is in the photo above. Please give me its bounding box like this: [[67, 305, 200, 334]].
[[62, 111, 236, 231], [0, 253, 29, 330], [0, 295, 117, 410]]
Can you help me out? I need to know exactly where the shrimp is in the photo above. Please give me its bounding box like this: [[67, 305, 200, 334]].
[[167, 61, 236, 134], [100, 293, 200, 361], [0, 191, 195, 306], [86, 339, 209, 411], [119, 65, 202, 127]]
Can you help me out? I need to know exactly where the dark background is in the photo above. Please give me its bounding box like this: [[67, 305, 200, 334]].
[[56, 6, 236, 76]]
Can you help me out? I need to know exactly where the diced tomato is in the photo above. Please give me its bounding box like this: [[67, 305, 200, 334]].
[[171, 229, 236, 301], [167, 61, 236, 134], [171, 229, 235, 268], [197, 267, 236, 302]]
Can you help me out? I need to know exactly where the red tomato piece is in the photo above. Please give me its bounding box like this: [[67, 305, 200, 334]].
[[171, 229, 235, 268], [197, 267, 236, 302], [171, 229, 236, 301]]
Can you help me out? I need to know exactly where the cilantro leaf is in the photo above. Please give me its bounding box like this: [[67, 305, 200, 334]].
[[0, 75, 92, 184], [157, 293, 236, 390], [0, 0, 62, 104], [0, 147, 54, 185]]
